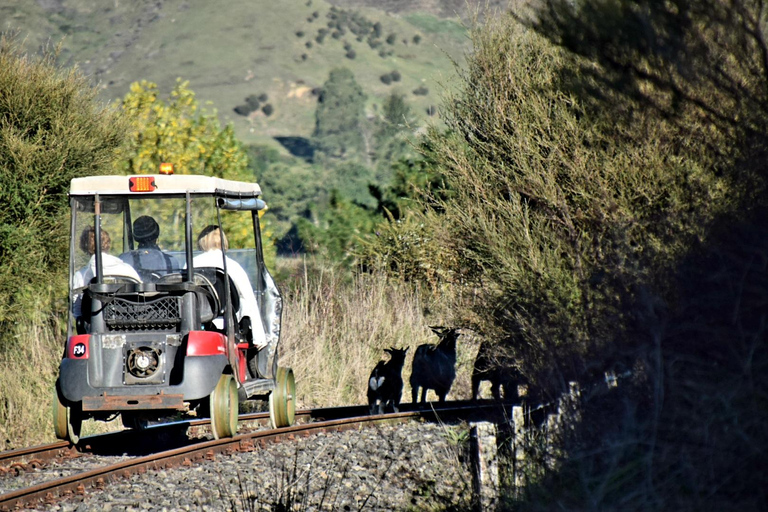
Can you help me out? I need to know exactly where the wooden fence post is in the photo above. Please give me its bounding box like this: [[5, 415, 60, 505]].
[[470, 421, 499, 511], [512, 405, 526, 496]]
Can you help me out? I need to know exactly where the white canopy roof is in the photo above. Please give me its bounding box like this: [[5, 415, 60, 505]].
[[70, 174, 261, 197]]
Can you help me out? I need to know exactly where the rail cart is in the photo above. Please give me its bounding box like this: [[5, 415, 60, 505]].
[[53, 170, 295, 443]]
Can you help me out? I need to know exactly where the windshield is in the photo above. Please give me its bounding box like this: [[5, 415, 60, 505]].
[[71, 195, 190, 284], [68, 191, 278, 346], [69, 194, 263, 293]]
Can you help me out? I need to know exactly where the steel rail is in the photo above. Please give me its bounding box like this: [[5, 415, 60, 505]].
[[0, 442, 76, 476], [0, 413, 410, 510], [0, 410, 314, 473]]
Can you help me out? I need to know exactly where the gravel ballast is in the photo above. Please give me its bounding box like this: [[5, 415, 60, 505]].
[[31, 421, 474, 511]]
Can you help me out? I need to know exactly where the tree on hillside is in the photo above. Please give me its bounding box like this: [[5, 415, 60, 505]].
[[117, 79, 265, 253], [0, 36, 125, 328], [117, 79, 248, 181], [312, 68, 367, 158], [296, 189, 377, 265], [373, 93, 415, 175], [245, 143, 323, 236]]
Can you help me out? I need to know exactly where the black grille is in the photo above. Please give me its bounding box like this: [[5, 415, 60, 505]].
[[104, 296, 181, 331]]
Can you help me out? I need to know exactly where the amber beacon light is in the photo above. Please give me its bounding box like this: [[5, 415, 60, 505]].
[[159, 162, 175, 175]]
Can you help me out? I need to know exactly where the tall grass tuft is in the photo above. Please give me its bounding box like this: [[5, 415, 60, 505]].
[[0, 284, 62, 448], [276, 258, 476, 408]]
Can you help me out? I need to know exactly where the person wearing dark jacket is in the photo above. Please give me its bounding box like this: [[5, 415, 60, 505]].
[[119, 215, 180, 280]]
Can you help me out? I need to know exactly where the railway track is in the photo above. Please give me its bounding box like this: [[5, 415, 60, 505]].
[[0, 400, 510, 511]]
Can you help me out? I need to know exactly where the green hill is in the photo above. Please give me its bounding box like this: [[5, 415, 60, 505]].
[[3, 0, 473, 147]]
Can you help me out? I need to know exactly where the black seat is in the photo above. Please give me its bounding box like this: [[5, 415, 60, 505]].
[[195, 267, 240, 318]]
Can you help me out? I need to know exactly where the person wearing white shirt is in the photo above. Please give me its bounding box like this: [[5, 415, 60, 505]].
[[192, 225, 268, 349], [72, 227, 141, 318]]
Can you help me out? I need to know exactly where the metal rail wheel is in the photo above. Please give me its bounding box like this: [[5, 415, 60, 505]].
[[209, 374, 238, 439], [52, 384, 81, 445], [269, 366, 295, 428]]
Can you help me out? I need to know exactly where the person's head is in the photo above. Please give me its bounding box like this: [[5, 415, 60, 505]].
[[133, 215, 160, 246], [79, 226, 111, 255], [197, 225, 228, 252]]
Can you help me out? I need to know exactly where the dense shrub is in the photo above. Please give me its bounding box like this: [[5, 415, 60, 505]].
[[245, 94, 261, 109], [412, 86, 429, 96], [381, 4, 768, 508], [261, 104, 274, 116], [0, 36, 125, 328], [0, 35, 125, 446], [380, 73, 392, 85], [233, 104, 252, 116]]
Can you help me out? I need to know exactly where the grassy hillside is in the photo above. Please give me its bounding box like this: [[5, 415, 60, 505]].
[[3, 0, 470, 147]]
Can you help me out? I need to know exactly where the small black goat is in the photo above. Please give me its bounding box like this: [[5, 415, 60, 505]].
[[471, 339, 525, 401], [367, 347, 408, 415], [410, 326, 459, 404]]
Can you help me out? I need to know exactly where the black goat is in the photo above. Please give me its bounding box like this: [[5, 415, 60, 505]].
[[367, 347, 408, 415], [471, 340, 524, 401], [409, 327, 459, 404]]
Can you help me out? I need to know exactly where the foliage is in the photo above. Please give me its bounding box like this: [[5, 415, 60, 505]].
[[422, 14, 741, 387], [375, 94, 412, 142], [359, 211, 456, 290], [406, 2, 768, 509], [357, 151, 454, 284], [245, 144, 322, 233], [495, 1, 768, 508], [0, 35, 125, 329], [117, 79, 265, 253], [312, 68, 367, 158], [0, 35, 124, 446], [331, 160, 379, 208], [296, 190, 378, 265], [117, 79, 248, 180]]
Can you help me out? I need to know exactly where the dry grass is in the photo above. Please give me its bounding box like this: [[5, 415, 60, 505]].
[[0, 257, 479, 448], [0, 314, 60, 449], [275, 257, 479, 408], [0, 294, 120, 449]]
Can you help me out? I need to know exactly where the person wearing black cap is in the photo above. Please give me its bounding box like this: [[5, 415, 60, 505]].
[[119, 215, 180, 280]]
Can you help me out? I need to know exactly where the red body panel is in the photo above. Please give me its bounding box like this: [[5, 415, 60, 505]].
[[237, 348, 247, 382], [66, 335, 90, 359], [187, 331, 227, 356]]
